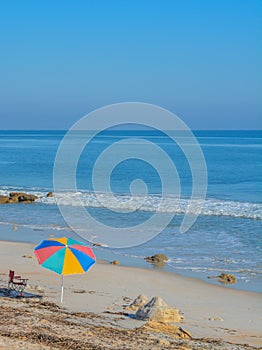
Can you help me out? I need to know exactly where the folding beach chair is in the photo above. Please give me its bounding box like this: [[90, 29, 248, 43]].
[[8, 270, 28, 296]]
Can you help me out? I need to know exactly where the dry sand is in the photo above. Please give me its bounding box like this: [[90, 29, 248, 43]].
[[0, 240, 261, 349]]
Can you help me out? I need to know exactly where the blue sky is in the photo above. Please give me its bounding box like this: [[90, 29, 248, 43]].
[[0, 0, 261, 129]]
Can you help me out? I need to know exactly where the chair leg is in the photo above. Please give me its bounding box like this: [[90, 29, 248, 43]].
[[7, 282, 12, 295], [19, 286, 25, 296], [7, 282, 26, 296]]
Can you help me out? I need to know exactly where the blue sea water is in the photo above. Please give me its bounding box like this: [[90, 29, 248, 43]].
[[0, 130, 261, 292]]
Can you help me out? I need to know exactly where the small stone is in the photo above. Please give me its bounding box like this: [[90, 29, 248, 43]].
[[111, 260, 120, 265], [123, 296, 132, 302], [73, 289, 86, 294]]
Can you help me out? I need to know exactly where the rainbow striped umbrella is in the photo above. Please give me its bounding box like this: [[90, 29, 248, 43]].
[[34, 237, 96, 302]]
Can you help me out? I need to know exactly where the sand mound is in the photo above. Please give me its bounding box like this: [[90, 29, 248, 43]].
[[135, 296, 183, 323], [125, 294, 149, 311]]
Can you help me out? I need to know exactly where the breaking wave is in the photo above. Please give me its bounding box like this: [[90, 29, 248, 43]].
[[1, 187, 261, 220]]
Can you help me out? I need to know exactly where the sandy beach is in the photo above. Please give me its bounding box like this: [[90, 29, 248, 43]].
[[0, 240, 261, 349], [1, 0, 261, 348]]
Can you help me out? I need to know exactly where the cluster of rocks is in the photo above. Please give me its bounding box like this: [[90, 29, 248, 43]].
[[0, 191, 53, 204], [0, 192, 38, 204]]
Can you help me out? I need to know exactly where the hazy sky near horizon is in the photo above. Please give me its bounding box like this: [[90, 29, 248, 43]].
[[0, 0, 261, 130]]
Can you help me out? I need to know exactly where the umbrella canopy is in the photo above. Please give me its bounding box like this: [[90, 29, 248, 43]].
[[34, 237, 96, 302]]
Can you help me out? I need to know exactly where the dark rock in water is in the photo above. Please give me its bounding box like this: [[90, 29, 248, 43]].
[[18, 196, 36, 203], [9, 192, 38, 202], [9, 192, 26, 198], [145, 254, 168, 264], [46, 192, 53, 197], [0, 195, 10, 204], [0, 192, 38, 204], [216, 273, 237, 284]]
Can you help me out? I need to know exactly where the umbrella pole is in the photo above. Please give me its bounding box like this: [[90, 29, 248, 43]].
[[61, 275, 64, 303]]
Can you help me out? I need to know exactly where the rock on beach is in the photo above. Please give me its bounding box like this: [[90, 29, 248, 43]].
[[135, 296, 183, 323]]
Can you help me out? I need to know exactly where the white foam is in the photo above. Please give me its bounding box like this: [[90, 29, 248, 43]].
[[1, 187, 261, 220], [37, 191, 262, 220]]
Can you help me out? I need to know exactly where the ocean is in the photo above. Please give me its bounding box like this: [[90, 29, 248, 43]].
[[0, 130, 261, 292]]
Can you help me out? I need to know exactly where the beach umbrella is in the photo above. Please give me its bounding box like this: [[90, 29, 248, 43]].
[[34, 237, 96, 303]]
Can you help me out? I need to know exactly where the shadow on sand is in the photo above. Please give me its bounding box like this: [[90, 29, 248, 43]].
[[0, 287, 43, 299]]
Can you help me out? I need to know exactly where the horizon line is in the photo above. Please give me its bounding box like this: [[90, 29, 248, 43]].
[[0, 129, 261, 132]]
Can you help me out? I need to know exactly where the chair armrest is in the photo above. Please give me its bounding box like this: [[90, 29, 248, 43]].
[[14, 277, 28, 283]]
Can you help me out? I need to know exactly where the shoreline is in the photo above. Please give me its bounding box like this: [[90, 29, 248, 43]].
[[2, 238, 262, 298], [0, 221, 261, 294], [0, 239, 261, 348], [1, 236, 261, 298]]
